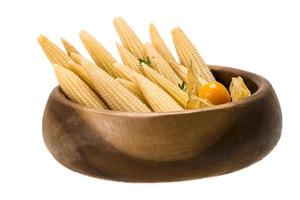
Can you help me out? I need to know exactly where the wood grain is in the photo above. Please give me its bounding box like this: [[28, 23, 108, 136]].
[[42, 65, 282, 182]]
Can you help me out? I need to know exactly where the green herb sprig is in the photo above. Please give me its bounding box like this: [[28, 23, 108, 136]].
[[178, 81, 187, 91], [138, 56, 151, 65]]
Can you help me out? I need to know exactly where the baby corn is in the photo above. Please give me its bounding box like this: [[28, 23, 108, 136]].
[[39, 18, 251, 112], [37, 35, 71, 68], [116, 78, 147, 103], [53, 64, 107, 109], [80, 58, 151, 112], [61, 38, 81, 58], [67, 60, 94, 90], [144, 43, 182, 85], [70, 52, 82, 64], [149, 23, 178, 67], [173, 39, 190, 69], [113, 17, 146, 59], [79, 30, 117, 77], [133, 74, 183, 112], [172, 64, 189, 83], [172, 27, 215, 82], [150, 23, 191, 82], [141, 63, 189, 107], [172, 28, 201, 71], [116, 42, 142, 73], [112, 63, 140, 82]]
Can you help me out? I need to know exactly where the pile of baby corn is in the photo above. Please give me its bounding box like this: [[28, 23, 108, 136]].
[[38, 17, 251, 112]]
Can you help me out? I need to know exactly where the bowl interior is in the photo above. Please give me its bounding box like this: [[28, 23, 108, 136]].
[[212, 66, 258, 94]]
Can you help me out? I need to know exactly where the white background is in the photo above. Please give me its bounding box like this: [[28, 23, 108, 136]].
[[0, 0, 299, 199]]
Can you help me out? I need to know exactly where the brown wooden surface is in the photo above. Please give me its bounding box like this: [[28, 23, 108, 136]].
[[42, 65, 282, 182]]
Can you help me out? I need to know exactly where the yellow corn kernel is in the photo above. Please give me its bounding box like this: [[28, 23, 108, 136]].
[[113, 17, 146, 59], [37, 35, 71, 68], [67, 60, 94, 90], [80, 58, 151, 112], [133, 73, 183, 112], [112, 63, 141, 82], [144, 43, 182, 85], [79, 30, 117, 77], [53, 64, 108, 109], [116, 42, 142, 73], [116, 78, 147, 103], [171, 27, 215, 82], [141, 63, 189, 107], [61, 38, 81, 58]]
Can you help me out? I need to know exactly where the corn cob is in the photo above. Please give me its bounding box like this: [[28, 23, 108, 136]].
[[80, 57, 151, 112], [61, 38, 81, 58], [149, 23, 178, 67], [144, 43, 182, 85], [37, 35, 71, 68], [70, 52, 82, 64], [79, 30, 117, 77], [172, 27, 215, 82], [116, 78, 143, 97], [172, 28, 202, 72], [116, 78, 147, 103], [141, 63, 189, 107], [149, 24, 196, 83], [112, 63, 140, 82], [69, 53, 113, 89], [116, 42, 142, 73], [149, 24, 187, 82], [172, 64, 189, 83], [53, 64, 108, 109], [67, 60, 95, 90], [172, 37, 190, 69], [133, 73, 183, 112], [113, 17, 146, 59]]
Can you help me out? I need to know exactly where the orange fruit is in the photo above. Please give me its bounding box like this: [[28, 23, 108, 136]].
[[198, 81, 231, 105]]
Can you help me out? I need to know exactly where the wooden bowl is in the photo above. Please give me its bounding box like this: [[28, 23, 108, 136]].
[[42, 65, 282, 182]]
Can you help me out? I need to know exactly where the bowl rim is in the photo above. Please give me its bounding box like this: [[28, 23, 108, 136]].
[[49, 65, 271, 118]]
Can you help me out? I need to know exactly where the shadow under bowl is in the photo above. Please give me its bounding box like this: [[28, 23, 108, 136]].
[[42, 65, 282, 182]]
